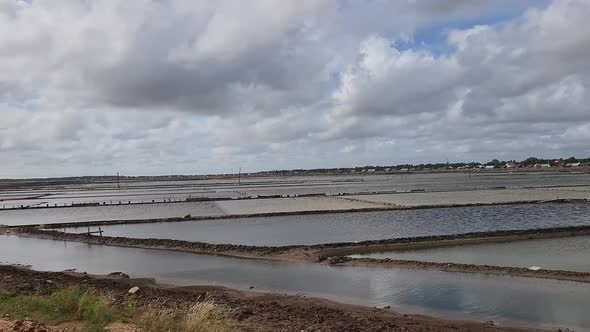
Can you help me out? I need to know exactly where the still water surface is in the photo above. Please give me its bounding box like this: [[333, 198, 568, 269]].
[[351, 236, 590, 272], [63, 203, 590, 245], [0, 202, 225, 226], [4, 172, 590, 207], [0, 235, 589, 330]]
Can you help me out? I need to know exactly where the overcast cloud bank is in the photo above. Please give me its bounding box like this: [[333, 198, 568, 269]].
[[1, 0, 588, 177]]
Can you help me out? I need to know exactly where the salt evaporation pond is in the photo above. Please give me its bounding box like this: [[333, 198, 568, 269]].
[[0, 235, 589, 331], [5, 171, 590, 208], [350, 236, 590, 272], [0, 201, 225, 226], [63, 203, 590, 246]]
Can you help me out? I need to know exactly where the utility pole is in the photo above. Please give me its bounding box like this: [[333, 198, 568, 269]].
[[117, 172, 120, 189], [238, 167, 241, 185]]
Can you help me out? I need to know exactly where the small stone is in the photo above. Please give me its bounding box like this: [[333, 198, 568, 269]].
[[108, 272, 130, 279], [128, 286, 140, 294]]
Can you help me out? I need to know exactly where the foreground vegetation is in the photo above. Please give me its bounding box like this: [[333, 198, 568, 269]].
[[0, 287, 236, 332]]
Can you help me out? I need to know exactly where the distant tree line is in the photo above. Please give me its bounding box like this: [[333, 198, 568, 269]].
[[265, 156, 590, 175]]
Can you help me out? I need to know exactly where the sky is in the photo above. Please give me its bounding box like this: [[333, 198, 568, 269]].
[[1, 0, 589, 178]]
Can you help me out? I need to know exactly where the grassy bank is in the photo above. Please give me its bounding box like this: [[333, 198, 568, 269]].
[[0, 287, 237, 332]]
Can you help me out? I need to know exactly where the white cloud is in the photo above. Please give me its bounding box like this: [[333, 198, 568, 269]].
[[1, 0, 589, 177]]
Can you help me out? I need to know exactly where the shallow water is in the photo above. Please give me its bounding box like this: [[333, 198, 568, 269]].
[[62, 203, 590, 246], [0, 202, 225, 226], [349, 188, 590, 206], [4, 172, 590, 208], [0, 235, 589, 331], [351, 236, 590, 272]]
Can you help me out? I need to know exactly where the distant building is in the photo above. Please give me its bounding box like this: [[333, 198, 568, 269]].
[[505, 163, 516, 168], [484, 165, 495, 169], [565, 162, 581, 167], [367, 169, 376, 172], [534, 164, 551, 168]]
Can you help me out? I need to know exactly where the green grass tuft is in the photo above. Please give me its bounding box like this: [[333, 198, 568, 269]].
[[137, 299, 236, 332], [0, 287, 238, 332], [0, 287, 113, 331]]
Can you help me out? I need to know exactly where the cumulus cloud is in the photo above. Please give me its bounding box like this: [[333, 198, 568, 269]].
[[324, 0, 590, 150], [0, 0, 589, 177]]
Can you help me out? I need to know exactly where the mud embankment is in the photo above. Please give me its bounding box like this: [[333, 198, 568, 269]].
[[8, 228, 308, 261], [7, 207, 395, 229], [6, 225, 590, 283], [314, 226, 590, 258], [324, 256, 590, 283]]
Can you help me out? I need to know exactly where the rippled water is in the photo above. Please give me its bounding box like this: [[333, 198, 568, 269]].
[[62, 203, 590, 246], [351, 236, 590, 272], [0, 235, 589, 331]]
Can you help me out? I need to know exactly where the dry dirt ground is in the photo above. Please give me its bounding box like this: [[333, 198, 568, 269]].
[[0, 318, 143, 332]]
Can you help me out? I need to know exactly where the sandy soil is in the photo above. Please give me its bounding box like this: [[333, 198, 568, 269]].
[[0, 265, 548, 332], [0, 318, 143, 332], [0, 319, 12, 332], [0, 318, 49, 332]]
